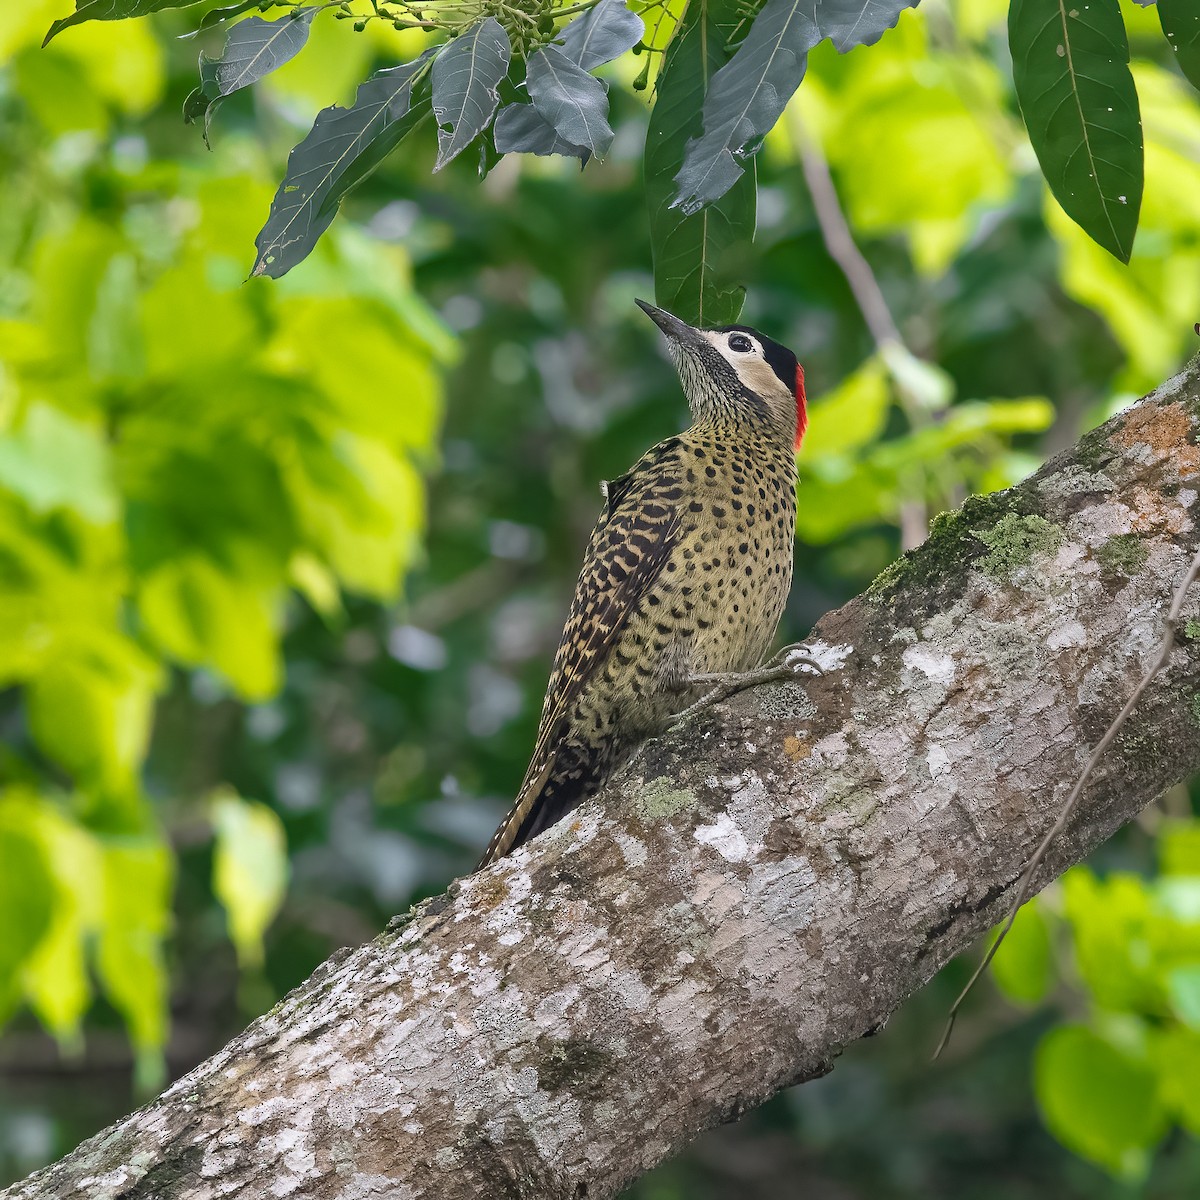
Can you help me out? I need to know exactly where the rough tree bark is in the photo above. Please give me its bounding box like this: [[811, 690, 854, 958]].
[[7, 363, 1200, 1200]]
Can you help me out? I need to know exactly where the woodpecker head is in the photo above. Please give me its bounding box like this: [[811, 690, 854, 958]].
[[635, 299, 807, 450]]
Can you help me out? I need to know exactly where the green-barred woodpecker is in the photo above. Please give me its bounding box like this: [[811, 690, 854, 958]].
[[479, 299, 809, 868]]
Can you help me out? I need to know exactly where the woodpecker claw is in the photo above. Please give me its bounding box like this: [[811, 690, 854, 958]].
[[669, 643, 825, 729]]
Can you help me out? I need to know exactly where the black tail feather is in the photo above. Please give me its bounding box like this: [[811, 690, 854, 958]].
[[477, 745, 602, 870]]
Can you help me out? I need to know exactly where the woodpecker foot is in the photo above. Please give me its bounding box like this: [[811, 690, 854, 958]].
[[669, 644, 824, 728]]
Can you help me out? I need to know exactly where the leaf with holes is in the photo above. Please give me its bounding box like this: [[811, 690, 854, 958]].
[[646, 0, 756, 326], [526, 44, 613, 159], [185, 9, 316, 145], [1158, 0, 1200, 92], [43, 0, 202, 44], [431, 17, 511, 171], [672, 0, 916, 213], [1009, 0, 1143, 262], [557, 0, 645, 71], [252, 52, 434, 278]]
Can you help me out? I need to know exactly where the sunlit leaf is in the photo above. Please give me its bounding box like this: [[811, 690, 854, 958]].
[[990, 901, 1054, 1005], [25, 639, 160, 794], [1159, 819, 1200, 875], [802, 358, 890, 458], [1009, 0, 1143, 262], [645, 0, 755, 326], [211, 789, 289, 970], [431, 17, 510, 170], [43, 0, 200, 45], [95, 836, 173, 1089], [139, 555, 281, 700], [252, 51, 434, 277], [1062, 869, 1158, 1011], [1167, 964, 1200, 1030], [0, 824, 55, 1020], [1157, 1026, 1200, 1136], [0, 403, 117, 523], [1034, 1024, 1166, 1179], [19, 804, 101, 1048]]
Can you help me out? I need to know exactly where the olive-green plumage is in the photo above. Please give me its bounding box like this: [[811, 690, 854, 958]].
[[479, 302, 805, 868]]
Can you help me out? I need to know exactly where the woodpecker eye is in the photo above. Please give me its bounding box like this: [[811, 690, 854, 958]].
[[727, 333, 754, 353]]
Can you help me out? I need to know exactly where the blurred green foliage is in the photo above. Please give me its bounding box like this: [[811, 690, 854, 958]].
[[0, 0, 1199, 1195]]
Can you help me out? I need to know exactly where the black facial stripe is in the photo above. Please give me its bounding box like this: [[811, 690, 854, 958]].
[[714, 324, 798, 392]]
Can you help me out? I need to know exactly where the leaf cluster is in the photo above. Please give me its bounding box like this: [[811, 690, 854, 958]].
[[40, 0, 1200, 319], [993, 825, 1200, 1181]]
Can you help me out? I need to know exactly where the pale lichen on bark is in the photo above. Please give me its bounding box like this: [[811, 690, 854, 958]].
[[6, 362, 1200, 1200]]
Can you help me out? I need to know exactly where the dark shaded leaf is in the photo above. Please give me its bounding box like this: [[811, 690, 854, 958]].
[[646, 0, 755, 326], [44, 0, 201, 44], [557, 0, 645, 71], [431, 17, 511, 171], [186, 9, 315, 138], [672, 0, 916, 214], [493, 101, 589, 160], [180, 0, 262, 38], [1009, 0, 1142, 262], [1159, 0, 1200, 92], [252, 52, 434, 278], [526, 45, 613, 159]]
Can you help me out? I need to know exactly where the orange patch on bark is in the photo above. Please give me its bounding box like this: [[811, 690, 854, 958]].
[[1115, 403, 1200, 477], [782, 734, 811, 762]]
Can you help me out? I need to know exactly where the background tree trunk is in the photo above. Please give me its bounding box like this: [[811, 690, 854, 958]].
[[6, 363, 1200, 1200]]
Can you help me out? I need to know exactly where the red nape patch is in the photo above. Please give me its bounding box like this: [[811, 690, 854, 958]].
[[794, 363, 808, 450]]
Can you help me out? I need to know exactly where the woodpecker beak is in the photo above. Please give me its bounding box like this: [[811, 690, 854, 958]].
[[635, 299, 708, 352]]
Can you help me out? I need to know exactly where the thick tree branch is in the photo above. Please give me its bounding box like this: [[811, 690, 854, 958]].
[[7, 363, 1200, 1200]]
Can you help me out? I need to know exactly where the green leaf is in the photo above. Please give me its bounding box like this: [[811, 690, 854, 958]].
[[431, 18, 511, 171], [1034, 1024, 1166, 1179], [1158, 0, 1200, 93], [1008, 0, 1143, 262], [252, 52, 434, 278], [19, 805, 101, 1048], [673, 0, 916, 213], [1167, 963, 1200, 1030], [1062, 870, 1158, 1011], [182, 0, 262, 37], [0, 824, 55, 1020], [557, 0, 645, 71], [185, 9, 317, 143], [1156, 1026, 1200, 1136], [0, 402, 117, 523], [95, 836, 173, 1088], [25, 638, 160, 794], [492, 0, 639, 161], [43, 0, 202, 45], [645, 0, 756, 326], [1159, 818, 1200, 875], [211, 789, 289, 969], [526, 44, 613, 159], [990, 900, 1054, 1005], [138, 554, 281, 699], [801, 358, 890, 458]]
